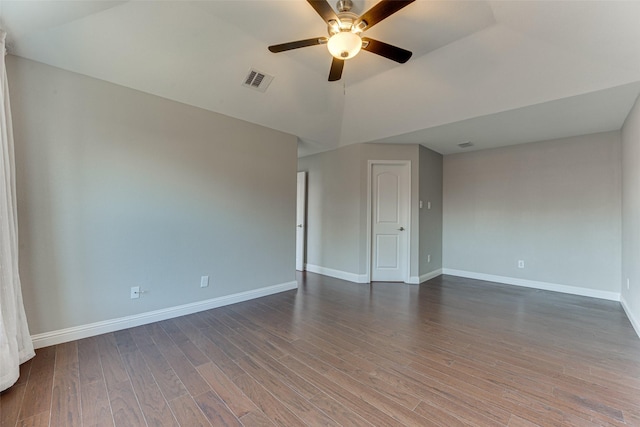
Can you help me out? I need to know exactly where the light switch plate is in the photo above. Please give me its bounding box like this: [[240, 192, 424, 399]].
[[201, 276, 209, 288]]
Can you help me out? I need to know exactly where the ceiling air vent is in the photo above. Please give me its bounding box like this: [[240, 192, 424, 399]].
[[458, 141, 474, 148], [242, 69, 274, 93]]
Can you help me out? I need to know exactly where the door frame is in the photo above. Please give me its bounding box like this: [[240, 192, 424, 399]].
[[296, 171, 307, 271], [366, 160, 411, 283]]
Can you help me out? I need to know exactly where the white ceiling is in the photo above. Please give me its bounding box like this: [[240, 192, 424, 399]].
[[2, 0, 640, 156]]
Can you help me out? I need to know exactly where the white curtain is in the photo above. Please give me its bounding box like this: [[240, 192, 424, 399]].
[[0, 30, 34, 392]]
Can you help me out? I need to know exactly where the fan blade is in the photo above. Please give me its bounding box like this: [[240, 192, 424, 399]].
[[268, 37, 328, 53], [307, 0, 339, 25], [355, 0, 415, 30], [328, 57, 344, 81], [362, 37, 412, 63]]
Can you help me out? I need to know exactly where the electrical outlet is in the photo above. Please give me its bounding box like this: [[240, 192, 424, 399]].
[[427, 254, 431, 263], [518, 260, 525, 269], [200, 275, 209, 288], [130, 286, 140, 299], [427, 201, 431, 210]]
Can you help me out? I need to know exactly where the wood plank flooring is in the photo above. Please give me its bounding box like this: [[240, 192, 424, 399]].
[[2, 273, 640, 426]]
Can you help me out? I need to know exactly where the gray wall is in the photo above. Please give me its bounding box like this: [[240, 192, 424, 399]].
[[298, 143, 443, 281], [443, 131, 622, 293], [419, 146, 443, 276], [8, 56, 298, 335], [622, 94, 640, 330], [298, 144, 362, 274]]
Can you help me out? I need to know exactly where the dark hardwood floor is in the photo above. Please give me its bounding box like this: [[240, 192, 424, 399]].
[[2, 273, 640, 426]]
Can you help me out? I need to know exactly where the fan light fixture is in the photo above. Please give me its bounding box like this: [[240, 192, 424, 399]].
[[327, 31, 362, 59], [267, 0, 415, 81]]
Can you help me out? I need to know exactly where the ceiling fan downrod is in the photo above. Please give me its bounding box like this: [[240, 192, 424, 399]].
[[337, 0, 353, 13]]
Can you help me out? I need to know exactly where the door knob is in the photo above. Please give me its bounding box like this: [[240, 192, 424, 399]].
[[297, 224, 303, 228], [398, 227, 405, 231]]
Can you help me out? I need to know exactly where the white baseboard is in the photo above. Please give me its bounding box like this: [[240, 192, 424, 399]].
[[31, 280, 298, 349], [442, 269, 621, 301], [307, 264, 444, 285], [407, 269, 443, 284], [305, 264, 369, 284], [620, 296, 640, 339]]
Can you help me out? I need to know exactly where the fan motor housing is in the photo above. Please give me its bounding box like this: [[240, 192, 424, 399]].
[[328, 11, 361, 35]]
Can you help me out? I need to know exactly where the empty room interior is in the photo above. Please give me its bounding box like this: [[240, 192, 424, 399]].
[[1, 0, 640, 426]]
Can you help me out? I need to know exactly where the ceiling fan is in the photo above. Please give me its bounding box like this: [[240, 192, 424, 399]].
[[268, 0, 415, 81]]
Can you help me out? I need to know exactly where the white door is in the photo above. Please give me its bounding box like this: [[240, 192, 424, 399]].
[[296, 171, 307, 271], [371, 163, 410, 282]]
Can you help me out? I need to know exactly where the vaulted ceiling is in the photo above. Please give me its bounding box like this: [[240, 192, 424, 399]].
[[3, 0, 640, 156]]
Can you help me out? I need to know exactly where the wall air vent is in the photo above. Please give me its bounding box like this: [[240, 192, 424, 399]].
[[242, 69, 274, 93], [458, 141, 474, 148]]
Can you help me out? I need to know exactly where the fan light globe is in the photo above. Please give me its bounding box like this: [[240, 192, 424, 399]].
[[327, 31, 362, 60]]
